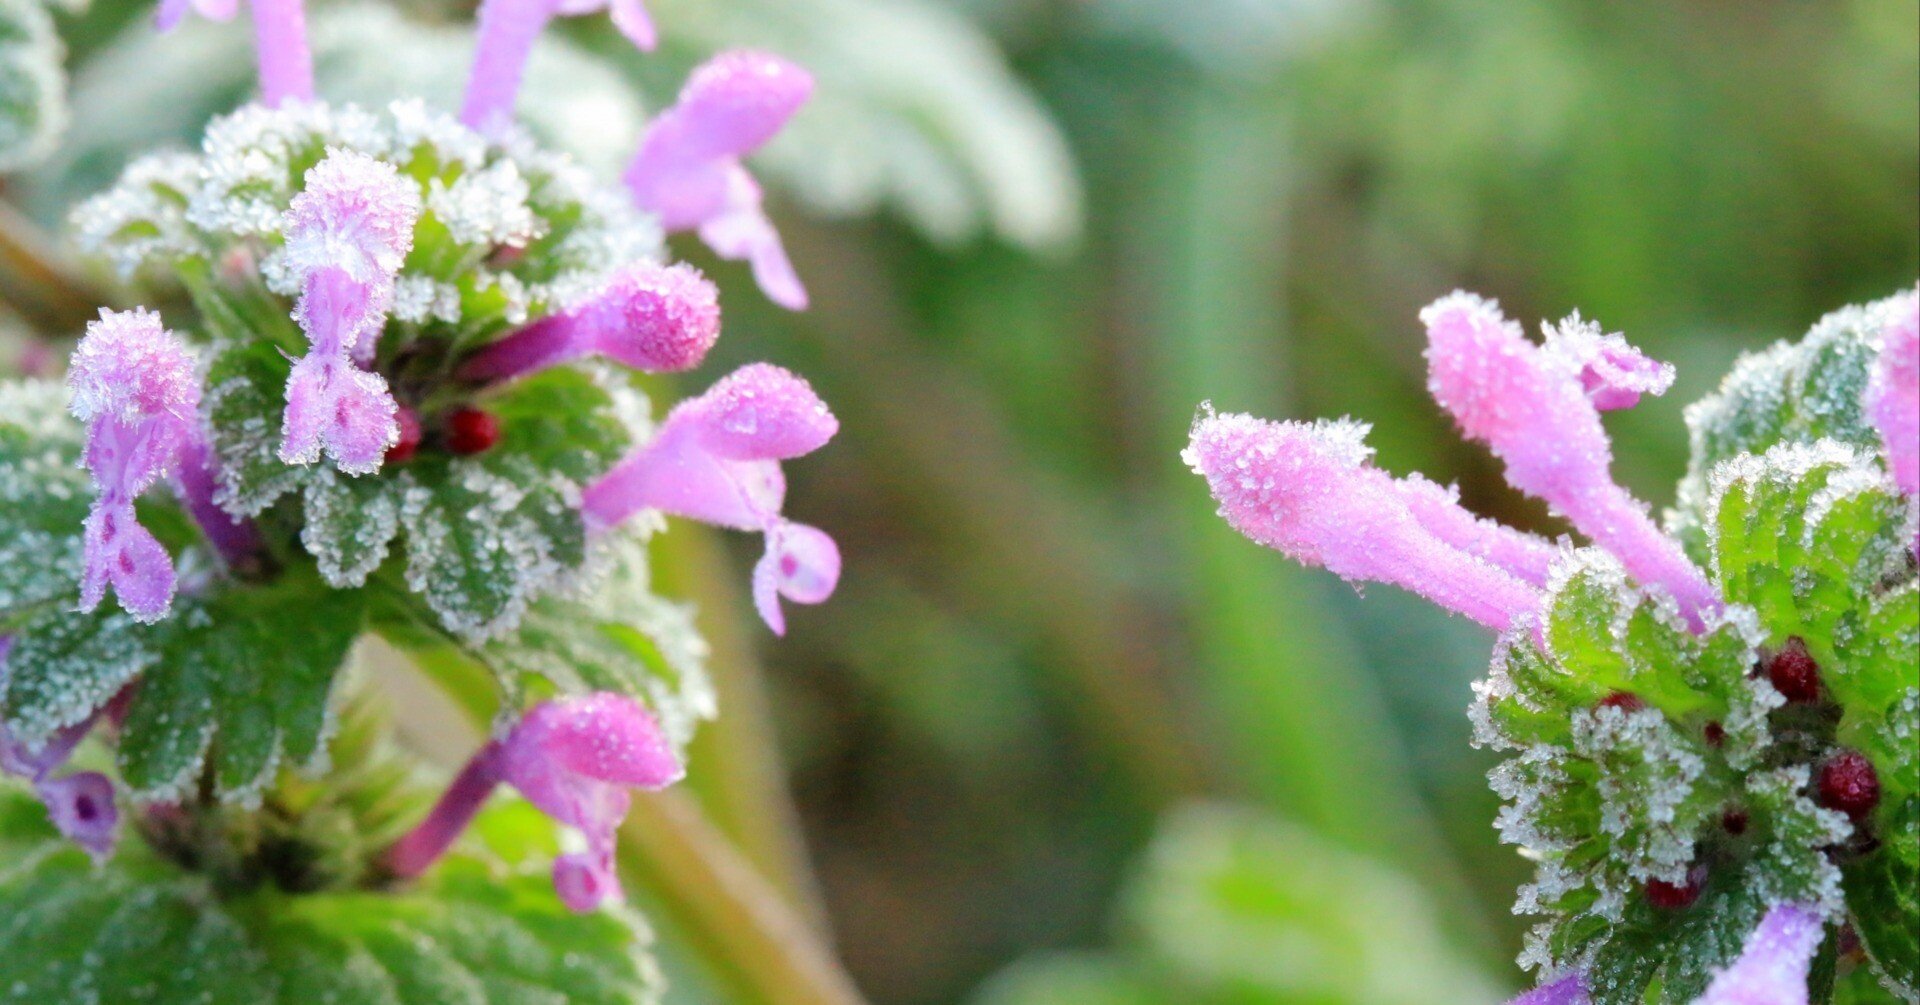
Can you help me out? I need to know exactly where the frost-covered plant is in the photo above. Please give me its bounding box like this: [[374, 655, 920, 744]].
[[0, 0, 838, 996], [1187, 288, 1919, 1004]]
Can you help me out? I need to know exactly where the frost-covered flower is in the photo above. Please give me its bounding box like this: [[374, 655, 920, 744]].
[[384, 693, 681, 912], [1421, 292, 1718, 625], [626, 51, 814, 310], [0, 640, 121, 861], [277, 150, 421, 474], [1867, 287, 1918, 502], [583, 363, 841, 634], [1542, 312, 1675, 412], [459, 262, 720, 381], [155, 0, 312, 107], [1695, 903, 1824, 1005], [1183, 409, 1544, 631], [1507, 973, 1587, 1005], [67, 309, 201, 622], [463, 0, 657, 132]]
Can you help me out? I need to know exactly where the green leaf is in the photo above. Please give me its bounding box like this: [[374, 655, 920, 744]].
[[1, 606, 157, 745], [302, 468, 404, 588], [1844, 797, 1920, 999], [0, 383, 89, 619], [0, 792, 661, 1005], [0, 0, 67, 172], [117, 571, 367, 801], [203, 339, 315, 518]]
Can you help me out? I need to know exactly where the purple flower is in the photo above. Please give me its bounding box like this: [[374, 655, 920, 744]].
[[1183, 410, 1543, 632], [1695, 902, 1823, 1005], [1393, 473, 1558, 586], [625, 51, 815, 310], [155, 0, 311, 107], [1422, 292, 1718, 626], [583, 362, 841, 634], [67, 308, 202, 623], [0, 640, 122, 861], [277, 151, 421, 474], [459, 262, 721, 382], [1868, 288, 1918, 502], [462, 0, 656, 133], [384, 693, 681, 912], [1507, 973, 1589, 1005]]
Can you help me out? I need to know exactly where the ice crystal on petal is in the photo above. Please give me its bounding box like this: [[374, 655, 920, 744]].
[[1543, 312, 1675, 412], [1508, 973, 1589, 1005], [1867, 286, 1918, 500]]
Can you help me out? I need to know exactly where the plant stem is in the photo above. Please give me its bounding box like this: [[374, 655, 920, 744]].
[[0, 200, 111, 336]]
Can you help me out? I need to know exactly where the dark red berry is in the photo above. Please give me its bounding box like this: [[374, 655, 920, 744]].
[[1599, 691, 1645, 712], [386, 406, 422, 463], [1703, 721, 1725, 747], [1721, 808, 1749, 836], [1818, 750, 1881, 820], [445, 407, 501, 455], [1765, 637, 1822, 703], [1645, 867, 1705, 909]]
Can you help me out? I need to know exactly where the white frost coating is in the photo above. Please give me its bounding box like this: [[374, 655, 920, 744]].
[[426, 160, 542, 249], [1743, 766, 1850, 918], [1572, 705, 1705, 887], [389, 274, 463, 324], [69, 151, 204, 278]]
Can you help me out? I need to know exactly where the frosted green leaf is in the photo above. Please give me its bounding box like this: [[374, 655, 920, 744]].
[[1678, 293, 1909, 537], [302, 468, 404, 588], [0, 0, 67, 172], [0, 384, 89, 619], [0, 791, 661, 1005], [0, 607, 156, 745], [116, 571, 367, 803], [1843, 796, 1918, 999], [204, 338, 318, 518]]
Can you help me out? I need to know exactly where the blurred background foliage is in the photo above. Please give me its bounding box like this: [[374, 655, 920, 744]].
[[1, 0, 1915, 1003]]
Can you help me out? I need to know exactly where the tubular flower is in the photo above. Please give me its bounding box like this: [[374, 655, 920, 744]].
[[384, 693, 682, 913], [1867, 287, 1918, 501], [0, 640, 121, 860], [277, 150, 422, 474], [67, 309, 201, 622], [155, 0, 311, 107], [462, 0, 656, 132], [1392, 473, 1559, 586], [1183, 410, 1543, 632], [625, 51, 815, 310], [1421, 292, 1718, 625], [583, 362, 841, 634], [1695, 903, 1824, 1005], [459, 262, 721, 382]]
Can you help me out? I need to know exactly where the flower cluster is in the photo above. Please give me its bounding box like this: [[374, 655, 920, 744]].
[[1189, 288, 1919, 1003], [0, 0, 838, 916]]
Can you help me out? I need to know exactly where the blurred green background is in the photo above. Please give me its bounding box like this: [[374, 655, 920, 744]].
[[3, 0, 1916, 1002]]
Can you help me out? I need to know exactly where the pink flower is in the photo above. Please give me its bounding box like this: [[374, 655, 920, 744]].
[[459, 262, 721, 382], [67, 309, 201, 622], [626, 51, 815, 310], [155, 0, 311, 107], [1183, 410, 1543, 632], [462, 0, 656, 133], [384, 693, 681, 913], [277, 151, 421, 475], [1422, 292, 1718, 626], [583, 363, 841, 634], [1542, 313, 1675, 412], [1507, 973, 1588, 1005], [1695, 903, 1823, 1005], [1868, 287, 1918, 500]]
